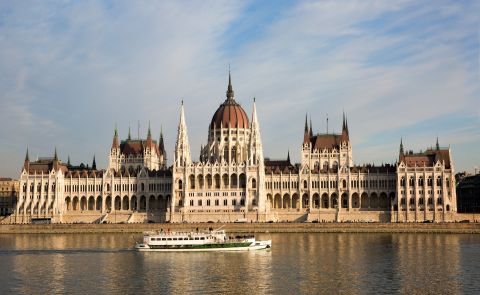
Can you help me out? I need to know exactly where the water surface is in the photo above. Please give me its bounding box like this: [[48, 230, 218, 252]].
[[0, 233, 479, 294]]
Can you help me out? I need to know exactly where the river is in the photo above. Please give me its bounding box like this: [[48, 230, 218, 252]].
[[0, 233, 479, 294]]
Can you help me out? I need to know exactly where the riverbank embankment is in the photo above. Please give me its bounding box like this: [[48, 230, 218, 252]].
[[1, 222, 479, 234]]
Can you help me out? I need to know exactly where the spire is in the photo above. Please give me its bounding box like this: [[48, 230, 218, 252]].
[[159, 125, 165, 154], [67, 155, 71, 166], [174, 101, 191, 166], [23, 147, 30, 171], [303, 114, 310, 144], [53, 146, 59, 171], [399, 138, 405, 162], [25, 147, 29, 162], [128, 124, 131, 140], [342, 111, 346, 130], [345, 115, 349, 135], [92, 155, 96, 170], [249, 98, 264, 166], [304, 114, 308, 133], [436, 137, 440, 150], [226, 70, 235, 101], [111, 125, 119, 149], [147, 121, 152, 139], [287, 150, 291, 164], [309, 118, 313, 137]]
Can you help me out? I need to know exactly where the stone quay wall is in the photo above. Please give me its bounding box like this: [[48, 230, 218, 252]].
[[1, 222, 479, 234]]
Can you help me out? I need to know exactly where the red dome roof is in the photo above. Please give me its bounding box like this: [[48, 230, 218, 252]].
[[210, 100, 249, 129], [210, 73, 249, 130]]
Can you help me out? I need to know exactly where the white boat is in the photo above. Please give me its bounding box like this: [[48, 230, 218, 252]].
[[135, 229, 271, 252]]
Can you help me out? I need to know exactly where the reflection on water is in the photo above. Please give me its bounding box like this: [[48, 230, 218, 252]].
[[0, 233, 479, 294]]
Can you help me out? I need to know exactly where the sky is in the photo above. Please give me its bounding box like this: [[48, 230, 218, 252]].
[[0, 0, 478, 178]]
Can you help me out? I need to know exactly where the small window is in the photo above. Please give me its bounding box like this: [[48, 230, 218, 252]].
[[195, 237, 199, 240], [173, 238, 177, 241], [167, 238, 172, 241], [200, 237, 205, 240], [162, 238, 166, 241]]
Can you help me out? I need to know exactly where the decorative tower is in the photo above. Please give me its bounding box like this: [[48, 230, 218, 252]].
[[249, 98, 266, 212], [174, 101, 191, 167], [108, 126, 120, 171], [159, 126, 167, 167]]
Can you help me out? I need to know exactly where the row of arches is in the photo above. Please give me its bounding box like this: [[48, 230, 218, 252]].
[[267, 192, 395, 210], [64, 195, 171, 212], [179, 173, 256, 190], [400, 176, 450, 188], [17, 200, 55, 215]]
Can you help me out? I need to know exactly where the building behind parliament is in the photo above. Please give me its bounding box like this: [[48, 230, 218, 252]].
[[6, 74, 459, 224]]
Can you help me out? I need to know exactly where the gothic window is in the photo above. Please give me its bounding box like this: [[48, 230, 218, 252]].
[[231, 147, 237, 162], [427, 177, 433, 187], [223, 147, 228, 162], [428, 197, 433, 205], [437, 197, 442, 205], [223, 199, 227, 206], [419, 177, 424, 187], [409, 177, 415, 187], [436, 176, 442, 186], [189, 175, 195, 189], [303, 180, 308, 189], [178, 180, 182, 190], [409, 198, 415, 205], [342, 179, 347, 189], [419, 198, 424, 205], [252, 178, 257, 189], [323, 161, 329, 171]]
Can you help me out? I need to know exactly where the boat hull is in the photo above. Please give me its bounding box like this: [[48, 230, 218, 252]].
[[135, 240, 271, 252]]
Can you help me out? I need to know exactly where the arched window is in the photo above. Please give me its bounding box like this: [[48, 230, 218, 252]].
[[436, 176, 442, 186], [252, 178, 257, 189], [342, 179, 347, 189], [223, 147, 229, 162], [303, 180, 308, 189], [437, 197, 442, 205], [231, 147, 237, 162], [419, 177, 424, 187], [141, 183, 145, 191], [419, 198, 424, 205], [323, 161, 329, 171], [409, 198, 415, 205], [400, 177, 405, 187], [189, 175, 195, 189], [178, 180, 183, 190], [427, 177, 433, 187], [409, 177, 415, 187]]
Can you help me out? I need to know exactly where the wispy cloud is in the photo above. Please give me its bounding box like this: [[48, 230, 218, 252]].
[[0, 0, 478, 177]]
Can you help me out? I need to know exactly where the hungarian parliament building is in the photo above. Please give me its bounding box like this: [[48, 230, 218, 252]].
[[9, 74, 458, 224]]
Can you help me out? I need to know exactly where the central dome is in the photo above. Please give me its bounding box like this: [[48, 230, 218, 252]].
[[209, 73, 250, 130]]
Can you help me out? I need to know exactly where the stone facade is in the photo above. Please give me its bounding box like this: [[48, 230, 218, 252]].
[[9, 74, 458, 224], [0, 178, 18, 216]]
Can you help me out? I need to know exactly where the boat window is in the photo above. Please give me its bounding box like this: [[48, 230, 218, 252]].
[[162, 238, 166, 241], [195, 237, 199, 240], [189, 237, 194, 240], [167, 238, 172, 241], [200, 237, 205, 240], [173, 238, 177, 240]]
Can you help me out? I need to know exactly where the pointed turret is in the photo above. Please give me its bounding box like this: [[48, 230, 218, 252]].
[[399, 138, 405, 162], [146, 121, 153, 149], [303, 114, 310, 144], [67, 155, 71, 166], [174, 101, 191, 166], [111, 126, 119, 149], [309, 118, 313, 137], [342, 112, 350, 142], [436, 137, 440, 150], [53, 147, 60, 171], [23, 147, 30, 171], [249, 98, 264, 166], [92, 155, 97, 170], [287, 150, 291, 164], [128, 125, 131, 140], [226, 70, 234, 101]]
